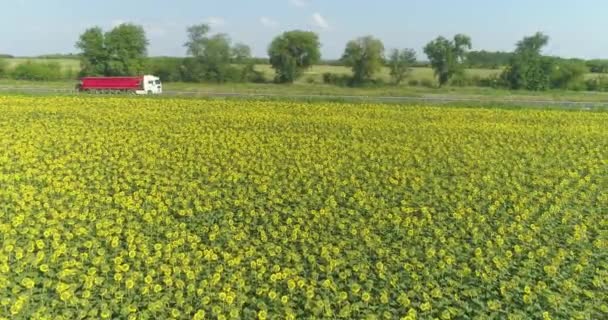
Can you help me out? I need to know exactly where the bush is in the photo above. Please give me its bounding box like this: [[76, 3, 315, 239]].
[[147, 57, 184, 82], [475, 74, 505, 88], [322, 73, 350, 86], [420, 79, 435, 88], [306, 77, 316, 84], [550, 60, 587, 90], [0, 59, 8, 78], [11, 61, 65, 81], [407, 79, 419, 86], [449, 74, 474, 87], [585, 76, 608, 92], [247, 69, 267, 83]]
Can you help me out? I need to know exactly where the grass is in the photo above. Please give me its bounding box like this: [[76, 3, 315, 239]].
[[3, 78, 608, 107]]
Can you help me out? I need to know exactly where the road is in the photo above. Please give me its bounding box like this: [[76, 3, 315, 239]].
[[1, 85, 606, 109]]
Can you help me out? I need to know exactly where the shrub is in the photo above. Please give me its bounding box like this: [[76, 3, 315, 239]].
[[407, 79, 419, 86], [475, 74, 506, 88], [0, 59, 8, 78], [550, 60, 587, 90], [11, 61, 64, 81], [322, 73, 350, 86], [147, 57, 184, 82], [585, 76, 608, 92], [449, 74, 474, 87], [420, 79, 435, 88]]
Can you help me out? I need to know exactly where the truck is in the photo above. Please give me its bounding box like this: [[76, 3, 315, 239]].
[[77, 75, 163, 95]]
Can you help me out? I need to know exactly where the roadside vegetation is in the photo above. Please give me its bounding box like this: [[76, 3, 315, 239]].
[[2, 24, 608, 94]]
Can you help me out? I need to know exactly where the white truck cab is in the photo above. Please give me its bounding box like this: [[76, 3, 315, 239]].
[[137, 75, 163, 95]]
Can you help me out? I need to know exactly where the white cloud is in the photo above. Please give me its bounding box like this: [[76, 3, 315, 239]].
[[205, 17, 226, 27], [260, 17, 279, 28], [311, 13, 329, 29], [290, 0, 308, 7]]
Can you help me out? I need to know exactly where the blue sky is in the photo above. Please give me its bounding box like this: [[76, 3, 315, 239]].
[[1, 0, 606, 59]]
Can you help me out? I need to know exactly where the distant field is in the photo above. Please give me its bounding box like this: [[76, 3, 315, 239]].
[[254, 64, 502, 85]]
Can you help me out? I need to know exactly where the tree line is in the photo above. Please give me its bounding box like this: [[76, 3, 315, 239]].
[[2, 22, 608, 91]]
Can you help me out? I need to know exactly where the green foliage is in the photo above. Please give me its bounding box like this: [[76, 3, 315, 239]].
[[466, 51, 513, 69], [420, 78, 435, 88], [322, 72, 351, 86], [341, 36, 386, 85], [502, 32, 553, 91], [550, 59, 587, 90], [76, 27, 108, 76], [105, 24, 149, 76], [10, 61, 66, 81], [183, 24, 254, 83], [585, 75, 608, 91], [76, 24, 148, 77], [146, 57, 183, 82], [586, 59, 608, 73], [268, 30, 321, 83], [387, 49, 416, 85], [424, 34, 472, 86], [0, 59, 8, 78]]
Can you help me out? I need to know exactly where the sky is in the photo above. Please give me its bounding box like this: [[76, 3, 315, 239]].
[[1, 0, 607, 59]]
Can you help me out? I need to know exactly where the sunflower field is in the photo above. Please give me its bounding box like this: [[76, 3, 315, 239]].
[[0, 96, 606, 319]]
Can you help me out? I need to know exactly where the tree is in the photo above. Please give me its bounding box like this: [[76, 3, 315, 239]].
[[184, 24, 211, 57], [550, 59, 587, 90], [76, 27, 108, 76], [268, 30, 321, 83], [341, 36, 385, 85], [105, 23, 149, 76], [183, 24, 254, 83], [501, 32, 553, 91], [424, 34, 472, 86], [232, 43, 252, 64], [76, 24, 148, 77], [388, 48, 416, 84]]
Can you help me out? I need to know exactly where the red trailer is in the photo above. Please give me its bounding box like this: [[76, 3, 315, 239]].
[[77, 75, 162, 95]]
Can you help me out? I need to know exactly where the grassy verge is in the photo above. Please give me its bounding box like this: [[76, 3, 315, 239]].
[[2, 78, 608, 103]]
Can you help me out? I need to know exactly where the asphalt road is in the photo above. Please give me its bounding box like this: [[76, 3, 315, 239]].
[[1, 85, 606, 109]]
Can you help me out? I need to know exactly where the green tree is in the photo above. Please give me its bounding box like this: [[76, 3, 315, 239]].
[[104, 23, 149, 76], [268, 30, 321, 83], [184, 24, 211, 57], [75, 27, 108, 76], [341, 36, 385, 84], [388, 48, 416, 84], [550, 59, 587, 90], [232, 43, 252, 64], [424, 34, 472, 87], [0, 59, 8, 78], [501, 32, 553, 91], [183, 24, 253, 83]]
